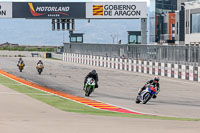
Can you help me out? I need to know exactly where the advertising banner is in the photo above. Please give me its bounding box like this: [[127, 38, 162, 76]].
[[189, 66, 194, 81], [107, 57, 110, 68], [120, 59, 123, 70], [103, 57, 107, 67], [155, 62, 158, 75], [149, 62, 152, 74], [167, 63, 171, 77], [86, 2, 147, 19], [161, 63, 165, 76], [174, 64, 178, 78], [144, 61, 147, 74], [124, 59, 127, 71], [111, 58, 114, 69], [13, 2, 85, 18], [128, 59, 132, 71], [134, 60, 137, 72], [115, 58, 119, 69], [198, 66, 200, 82], [138, 60, 142, 72], [181, 65, 186, 80], [0, 2, 12, 18]]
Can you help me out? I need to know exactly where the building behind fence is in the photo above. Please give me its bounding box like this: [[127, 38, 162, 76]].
[[64, 43, 200, 66]]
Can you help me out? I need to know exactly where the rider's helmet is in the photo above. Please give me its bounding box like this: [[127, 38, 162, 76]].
[[19, 57, 22, 61], [154, 76, 160, 83], [91, 70, 97, 75]]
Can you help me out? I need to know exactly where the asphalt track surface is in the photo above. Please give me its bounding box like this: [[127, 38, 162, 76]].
[[1, 84, 200, 133], [0, 57, 200, 119]]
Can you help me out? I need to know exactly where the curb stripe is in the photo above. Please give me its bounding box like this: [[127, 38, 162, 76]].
[[0, 69, 146, 115]]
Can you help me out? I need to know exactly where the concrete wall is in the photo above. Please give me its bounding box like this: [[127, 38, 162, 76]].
[[63, 52, 200, 82], [0, 50, 44, 57], [64, 43, 129, 58], [185, 33, 200, 45], [0, 50, 62, 60], [51, 53, 63, 60]]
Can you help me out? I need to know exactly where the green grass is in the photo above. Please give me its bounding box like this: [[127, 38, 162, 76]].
[[0, 74, 200, 121]]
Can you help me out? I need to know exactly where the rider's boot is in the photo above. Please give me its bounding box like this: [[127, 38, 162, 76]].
[[152, 95, 157, 99]]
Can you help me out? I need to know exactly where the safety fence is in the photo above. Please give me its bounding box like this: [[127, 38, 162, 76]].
[[64, 43, 200, 65], [63, 53, 200, 82]]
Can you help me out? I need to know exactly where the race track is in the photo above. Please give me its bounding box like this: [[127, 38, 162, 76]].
[[0, 57, 200, 118]]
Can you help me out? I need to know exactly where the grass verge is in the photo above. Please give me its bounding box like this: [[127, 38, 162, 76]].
[[0, 74, 199, 121]]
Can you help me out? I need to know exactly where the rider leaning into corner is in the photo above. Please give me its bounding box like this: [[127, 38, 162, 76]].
[[138, 76, 160, 99], [17, 57, 25, 66], [83, 70, 99, 90]]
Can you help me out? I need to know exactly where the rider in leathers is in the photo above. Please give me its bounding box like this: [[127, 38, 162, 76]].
[[138, 76, 160, 99], [37, 59, 43, 65], [83, 70, 99, 90], [17, 57, 25, 66]]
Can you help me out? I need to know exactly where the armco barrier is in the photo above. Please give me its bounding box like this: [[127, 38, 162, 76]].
[[63, 53, 200, 82]]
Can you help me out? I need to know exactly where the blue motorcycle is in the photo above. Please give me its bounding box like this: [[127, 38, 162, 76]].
[[136, 85, 157, 104]]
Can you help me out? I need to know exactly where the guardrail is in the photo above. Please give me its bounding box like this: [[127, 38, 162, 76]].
[[63, 53, 200, 82]]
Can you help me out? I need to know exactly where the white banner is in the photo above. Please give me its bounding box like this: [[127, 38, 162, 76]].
[[86, 55, 89, 65], [63, 53, 65, 61], [161, 63, 165, 76], [120, 59, 123, 70], [70, 53, 73, 62], [189, 66, 194, 81], [115, 58, 119, 69], [89, 55, 92, 65], [174, 64, 178, 79], [198, 67, 200, 82], [111, 58, 114, 69], [138, 60, 142, 73], [167, 63, 171, 77], [81, 54, 83, 64], [124, 59, 127, 71], [86, 2, 147, 19], [181, 65, 186, 80], [74, 54, 77, 63], [92, 56, 94, 65], [155, 62, 158, 75], [103, 57, 107, 67], [149, 62, 152, 74], [134, 60, 137, 72], [84, 55, 86, 64], [100, 56, 103, 67], [128, 59, 132, 71], [144, 61, 147, 74], [97, 56, 100, 66], [107, 57, 111, 68], [0, 2, 12, 18]]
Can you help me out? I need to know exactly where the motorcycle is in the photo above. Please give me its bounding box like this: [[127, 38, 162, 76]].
[[84, 78, 96, 96], [135, 85, 157, 104], [18, 63, 24, 72], [36, 64, 44, 75]]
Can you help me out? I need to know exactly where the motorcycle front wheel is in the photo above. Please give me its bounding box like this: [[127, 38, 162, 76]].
[[142, 93, 151, 104]]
